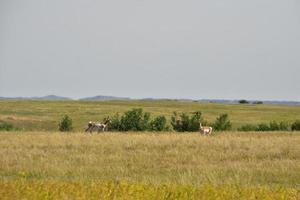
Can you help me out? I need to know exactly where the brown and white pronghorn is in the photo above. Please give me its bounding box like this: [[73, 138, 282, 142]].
[[199, 123, 213, 135], [85, 117, 111, 133]]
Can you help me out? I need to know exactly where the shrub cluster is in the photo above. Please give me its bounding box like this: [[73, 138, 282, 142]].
[[108, 108, 170, 131], [108, 109, 233, 132], [61, 108, 299, 132], [170, 111, 204, 132], [238, 121, 289, 131]]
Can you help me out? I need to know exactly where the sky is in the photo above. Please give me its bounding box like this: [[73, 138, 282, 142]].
[[0, 0, 300, 101]]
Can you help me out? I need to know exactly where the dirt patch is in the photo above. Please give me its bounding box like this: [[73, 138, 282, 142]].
[[0, 115, 42, 122]]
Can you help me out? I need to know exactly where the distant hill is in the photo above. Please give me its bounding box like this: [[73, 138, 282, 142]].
[[0, 95, 71, 100], [79, 95, 130, 101], [1, 95, 300, 105]]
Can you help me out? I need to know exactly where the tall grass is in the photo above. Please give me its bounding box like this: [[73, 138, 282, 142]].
[[1, 131, 300, 199], [1, 132, 300, 186]]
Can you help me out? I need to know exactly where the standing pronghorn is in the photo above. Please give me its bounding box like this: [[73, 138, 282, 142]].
[[85, 117, 111, 133], [199, 123, 213, 135]]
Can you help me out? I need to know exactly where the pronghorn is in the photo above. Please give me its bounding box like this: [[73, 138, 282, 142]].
[[199, 123, 213, 135], [85, 117, 111, 133]]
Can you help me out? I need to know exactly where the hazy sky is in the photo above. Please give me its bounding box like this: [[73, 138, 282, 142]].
[[1, 0, 300, 100]]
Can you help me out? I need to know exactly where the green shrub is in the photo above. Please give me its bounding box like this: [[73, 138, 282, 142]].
[[108, 109, 170, 132], [278, 121, 289, 131], [149, 116, 170, 131], [108, 113, 121, 131], [237, 124, 257, 132], [268, 121, 290, 131], [171, 111, 203, 132], [256, 123, 270, 131], [291, 120, 300, 131], [238, 121, 289, 132], [269, 121, 280, 131], [213, 113, 232, 131], [119, 108, 150, 131], [0, 121, 14, 131], [58, 115, 73, 132]]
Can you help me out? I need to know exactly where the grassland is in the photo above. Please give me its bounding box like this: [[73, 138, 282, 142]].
[[1, 100, 300, 199], [1, 100, 300, 131], [0, 132, 300, 199]]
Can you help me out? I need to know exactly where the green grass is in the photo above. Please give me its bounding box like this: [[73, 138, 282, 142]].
[[1, 100, 300, 131]]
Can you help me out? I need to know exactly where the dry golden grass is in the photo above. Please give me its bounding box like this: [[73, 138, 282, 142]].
[[0, 181, 298, 200], [1, 131, 300, 199], [1, 131, 300, 188]]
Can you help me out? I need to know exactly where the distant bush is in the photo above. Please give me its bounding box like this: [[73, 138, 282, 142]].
[[171, 111, 203, 132], [58, 115, 73, 132], [0, 121, 14, 131], [269, 121, 289, 131], [238, 121, 290, 132], [213, 113, 232, 131], [278, 121, 289, 131], [239, 100, 249, 104], [149, 116, 170, 131], [252, 101, 263, 105], [256, 123, 270, 131], [237, 124, 257, 132], [291, 120, 300, 131]]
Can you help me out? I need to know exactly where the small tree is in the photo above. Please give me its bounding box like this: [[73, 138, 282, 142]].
[[213, 113, 231, 131], [239, 100, 249, 104], [291, 120, 300, 131], [58, 115, 73, 132]]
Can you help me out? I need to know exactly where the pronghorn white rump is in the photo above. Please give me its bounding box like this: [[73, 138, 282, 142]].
[[199, 123, 213, 135], [85, 117, 111, 133]]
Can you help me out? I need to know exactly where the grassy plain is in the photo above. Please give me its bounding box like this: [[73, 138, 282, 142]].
[[1, 100, 300, 199], [1, 100, 300, 131], [0, 132, 300, 199]]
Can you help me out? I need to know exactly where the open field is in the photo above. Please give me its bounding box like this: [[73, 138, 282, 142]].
[[0, 132, 299, 199], [1, 100, 300, 199], [1, 100, 300, 131]]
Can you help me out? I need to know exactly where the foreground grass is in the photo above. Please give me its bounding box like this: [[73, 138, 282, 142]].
[[0, 181, 298, 200], [1, 132, 300, 185], [1, 100, 300, 131], [1, 132, 300, 199]]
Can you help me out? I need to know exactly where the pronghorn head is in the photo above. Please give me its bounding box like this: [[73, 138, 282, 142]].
[[104, 116, 111, 124]]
